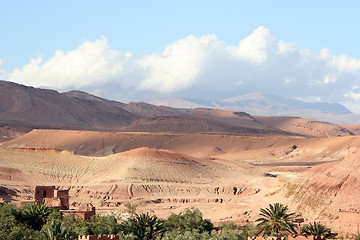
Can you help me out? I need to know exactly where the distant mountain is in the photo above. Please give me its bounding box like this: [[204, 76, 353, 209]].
[[147, 97, 207, 109], [145, 93, 356, 124], [221, 92, 351, 114], [0, 80, 358, 140]]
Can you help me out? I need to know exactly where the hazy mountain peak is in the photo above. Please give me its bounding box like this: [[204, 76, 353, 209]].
[[145, 92, 355, 124], [146, 97, 207, 108], [222, 92, 266, 102]]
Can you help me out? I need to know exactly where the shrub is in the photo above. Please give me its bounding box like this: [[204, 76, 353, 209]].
[[166, 209, 213, 233], [301, 222, 337, 239]]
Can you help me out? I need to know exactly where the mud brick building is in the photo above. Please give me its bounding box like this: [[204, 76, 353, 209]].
[[61, 206, 96, 220], [34, 186, 69, 210]]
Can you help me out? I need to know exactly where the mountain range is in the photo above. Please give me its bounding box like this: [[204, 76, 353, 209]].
[[146, 93, 359, 124], [0, 80, 358, 141]]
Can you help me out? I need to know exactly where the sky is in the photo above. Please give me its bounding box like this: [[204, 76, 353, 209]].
[[1, 1, 360, 112]]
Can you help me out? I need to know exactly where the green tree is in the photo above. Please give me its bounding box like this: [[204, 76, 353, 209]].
[[161, 228, 249, 240], [217, 221, 241, 231], [0, 204, 36, 240], [86, 215, 119, 236], [120, 213, 166, 240], [40, 219, 76, 240], [166, 209, 213, 233], [211, 229, 248, 240], [21, 202, 52, 230], [46, 207, 63, 222], [241, 221, 257, 237], [255, 203, 297, 237], [301, 222, 337, 240], [62, 215, 88, 236]]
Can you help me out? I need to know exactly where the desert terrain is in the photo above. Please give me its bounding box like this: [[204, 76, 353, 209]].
[[2, 129, 360, 230], [1, 81, 360, 234]]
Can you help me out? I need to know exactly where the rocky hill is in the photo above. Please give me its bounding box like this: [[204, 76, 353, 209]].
[[0, 81, 141, 132]]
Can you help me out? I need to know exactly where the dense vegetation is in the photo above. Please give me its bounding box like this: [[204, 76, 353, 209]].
[[0, 202, 338, 240]]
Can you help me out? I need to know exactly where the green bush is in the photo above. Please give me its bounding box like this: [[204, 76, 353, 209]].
[[301, 222, 337, 239], [161, 229, 211, 240], [211, 229, 248, 240], [62, 215, 88, 236], [86, 215, 119, 236], [166, 209, 213, 234]]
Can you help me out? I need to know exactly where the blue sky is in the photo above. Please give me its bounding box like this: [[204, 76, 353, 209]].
[[2, 1, 360, 112]]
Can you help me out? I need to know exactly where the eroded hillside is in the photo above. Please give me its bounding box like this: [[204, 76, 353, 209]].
[[1, 129, 360, 228]]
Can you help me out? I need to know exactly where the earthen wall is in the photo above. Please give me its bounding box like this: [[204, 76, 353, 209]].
[[78, 235, 119, 240], [247, 237, 313, 240], [61, 207, 96, 220], [34, 186, 55, 203], [338, 211, 360, 235], [34, 186, 69, 210]]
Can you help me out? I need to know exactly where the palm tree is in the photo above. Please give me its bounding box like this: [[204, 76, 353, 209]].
[[255, 203, 297, 237], [120, 213, 166, 240], [41, 219, 73, 240], [301, 222, 337, 240], [21, 203, 51, 230]]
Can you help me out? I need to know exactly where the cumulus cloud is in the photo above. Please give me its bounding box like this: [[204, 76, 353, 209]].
[[5, 26, 360, 112], [8, 37, 141, 89], [330, 54, 360, 73], [228, 26, 278, 62], [138, 34, 224, 92]]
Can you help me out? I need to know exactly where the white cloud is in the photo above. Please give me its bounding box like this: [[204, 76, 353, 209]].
[[330, 54, 360, 73], [228, 26, 278, 63], [8, 37, 140, 89], [5, 26, 360, 113], [278, 41, 296, 55], [323, 74, 336, 83], [320, 48, 331, 59], [138, 34, 221, 92]]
